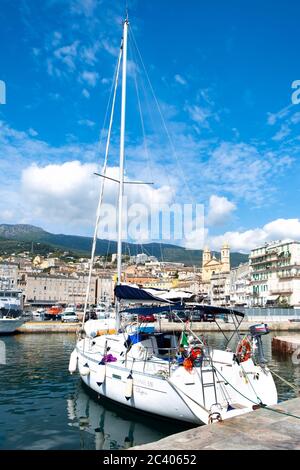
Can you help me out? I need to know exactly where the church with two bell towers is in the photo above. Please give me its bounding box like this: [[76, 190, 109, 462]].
[[201, 243, 230, 282]]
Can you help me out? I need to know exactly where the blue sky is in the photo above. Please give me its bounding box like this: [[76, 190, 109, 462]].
[[0, 0, 300, 252]]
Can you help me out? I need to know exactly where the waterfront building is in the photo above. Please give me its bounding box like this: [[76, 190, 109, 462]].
[[124, 273, 161, 286], [96, 273, 115, 303], [229, 263, 252, 307], [24, 272, 114, 306], [250, 240, 300, 307], [0, 262, 19, 290], [209, 271, 231, 306]]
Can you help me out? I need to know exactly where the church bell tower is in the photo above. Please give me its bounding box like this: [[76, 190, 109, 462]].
[[221, 242, 230, 272]]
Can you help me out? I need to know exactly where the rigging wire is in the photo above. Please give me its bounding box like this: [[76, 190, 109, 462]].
[[128, 25, 199, 270], [128, 34, 153, 187], [212, 365, 300, 420], [129, 25, 194, 203], [127, 28, 171, 268]]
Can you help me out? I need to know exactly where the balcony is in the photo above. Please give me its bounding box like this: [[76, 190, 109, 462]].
[[269, 288, 293, 295], [278, 273, 300, 279], [251, 256, 278, 265], [252, 263, 298, 274]]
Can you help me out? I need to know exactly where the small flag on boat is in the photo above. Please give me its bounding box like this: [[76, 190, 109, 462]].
[[180, 331, 189, 347]]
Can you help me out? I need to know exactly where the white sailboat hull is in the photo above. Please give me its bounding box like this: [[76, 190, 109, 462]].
[[78, 349, 197, 423], [74, 335, 278, 425]]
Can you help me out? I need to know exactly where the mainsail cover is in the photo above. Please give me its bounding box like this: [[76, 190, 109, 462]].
[[114, 284, 174, 303], [114, 284, 244, 317], [115, 284, 196, 303]]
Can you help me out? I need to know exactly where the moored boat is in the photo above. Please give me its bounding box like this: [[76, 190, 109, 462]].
[[0, 289, 24, 334], [69, 14, 278, 425], [0, 317, 24, 334]]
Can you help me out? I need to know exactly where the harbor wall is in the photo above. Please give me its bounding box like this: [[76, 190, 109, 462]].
[[272, 335, 300, 354], [130, 397, 300, 450], [16, 319, 300, 334]]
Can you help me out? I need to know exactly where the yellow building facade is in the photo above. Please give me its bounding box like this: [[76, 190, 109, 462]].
[[202, 243, 230, 282]]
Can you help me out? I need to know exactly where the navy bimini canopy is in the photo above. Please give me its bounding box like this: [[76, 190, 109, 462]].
[[121, 303, 185, 315], [193, 304, 244, 318], [115, 285, 172, 303]]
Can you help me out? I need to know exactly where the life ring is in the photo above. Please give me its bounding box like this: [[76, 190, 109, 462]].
[[236, 338, 252, 362]]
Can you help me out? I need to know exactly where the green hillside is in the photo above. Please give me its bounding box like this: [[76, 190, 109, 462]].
[[0, 224, 248, 267]]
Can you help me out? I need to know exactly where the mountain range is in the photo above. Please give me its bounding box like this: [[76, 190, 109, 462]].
[[0, 224, 248, 267]]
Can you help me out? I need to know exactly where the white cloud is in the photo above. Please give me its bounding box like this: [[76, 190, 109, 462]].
[[70, 0, 99, 17], [32, 48, 40, 57], [206, 195, 236, 226], [82, 88, 90, 98], [53, 41, 80, 72], [272, 124, 290, 141], [263, 218, 300, 240], [101, 38, 119, 57], [267, 105, 292, 125], [207, 218, 300, 252], [290, 112, 300, 124], [185, 104, 211, 127], [267, 105, 300, 142], [174, 74, 187, 86], [51, 31, 62, 48], [20, 162, 174, 238], [80, 41, 101, 65], [80, 71, 99, 87], [78, 119, 96, 127], [28, 128, 38, 137], [199, 142, 293, 205]]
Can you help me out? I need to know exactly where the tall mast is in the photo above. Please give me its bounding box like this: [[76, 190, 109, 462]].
[[81, 42, 123, 330], [115, 17, 128, 331], [117, 18, 128, 285]]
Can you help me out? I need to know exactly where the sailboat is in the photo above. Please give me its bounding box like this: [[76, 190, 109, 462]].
[[69, 16, 278, 425]]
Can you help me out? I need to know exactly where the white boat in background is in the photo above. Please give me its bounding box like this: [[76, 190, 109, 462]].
[[0, 317, 24, 334], [0, 289, 24, 334], [32, 308, 46, 320], [69, 15, 278, 425], [95, 301, 114, 320]]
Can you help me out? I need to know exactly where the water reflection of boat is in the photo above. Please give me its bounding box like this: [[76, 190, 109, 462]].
[[66, 386, 184, 450]]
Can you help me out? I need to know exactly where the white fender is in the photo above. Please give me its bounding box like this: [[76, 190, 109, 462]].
[[96, 363, 106, 387], [68, 349, 78, 374], [125, 373, 133, 400], [79, 363, 90, 376]]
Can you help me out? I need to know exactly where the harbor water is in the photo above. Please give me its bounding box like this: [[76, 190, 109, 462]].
[[0, 331, 299, 450]]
